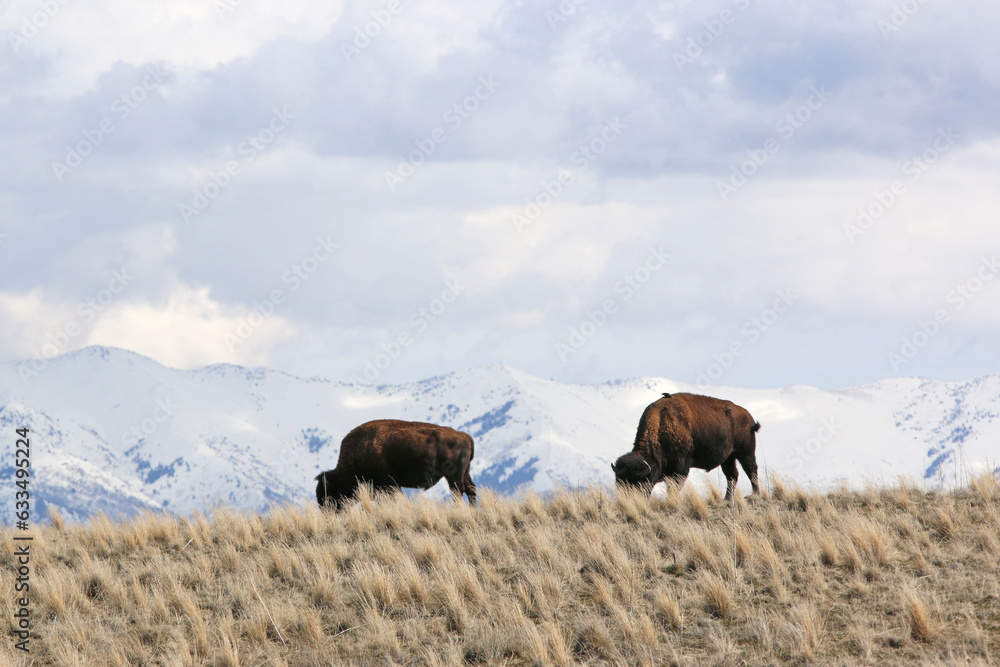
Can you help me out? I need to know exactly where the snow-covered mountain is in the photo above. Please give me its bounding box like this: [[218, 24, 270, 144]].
[[1, 346, 997, 522]]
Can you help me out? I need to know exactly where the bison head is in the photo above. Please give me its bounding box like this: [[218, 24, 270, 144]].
[[315, 469, 344, 509], [611, 453, 656, 488]]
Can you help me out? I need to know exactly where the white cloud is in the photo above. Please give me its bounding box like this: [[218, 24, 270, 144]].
[[2, 0, 346, 97], [2, 0, 1000, 389], [86, 281, 298, 369], [0, 277, 297, 371], [0, 288, 77, 360]]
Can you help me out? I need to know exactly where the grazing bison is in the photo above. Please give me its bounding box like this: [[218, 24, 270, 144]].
[[315, 419, 476, 509], [612, 393, 760, 500]]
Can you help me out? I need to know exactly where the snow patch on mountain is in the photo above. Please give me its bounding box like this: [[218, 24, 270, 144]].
[[1, 346, 998, 522]]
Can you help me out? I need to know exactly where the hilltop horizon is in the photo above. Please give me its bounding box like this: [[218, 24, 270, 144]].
[[2, 345, 998, 523], [10, 343, 1000, 394]]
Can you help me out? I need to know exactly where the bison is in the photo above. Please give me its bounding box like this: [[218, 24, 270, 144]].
[[611, 392, 760, 500], [315, 419, 476, 509]]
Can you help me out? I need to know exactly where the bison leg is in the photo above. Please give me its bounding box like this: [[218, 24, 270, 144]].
[[722, 455, 739, 500], [738, 453, 760, 495], [463, 471, 477, 506], [446, 473, 476, 506]]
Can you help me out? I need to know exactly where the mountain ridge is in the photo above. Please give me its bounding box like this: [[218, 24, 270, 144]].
[[1, 345, 997, 522]]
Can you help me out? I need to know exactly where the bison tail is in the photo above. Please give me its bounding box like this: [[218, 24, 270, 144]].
[[752, 421, 761, 433]]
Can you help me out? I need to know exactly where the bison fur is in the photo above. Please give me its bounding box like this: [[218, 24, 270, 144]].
[[316, 419, 476, 509], [612, 392, 760, 500]]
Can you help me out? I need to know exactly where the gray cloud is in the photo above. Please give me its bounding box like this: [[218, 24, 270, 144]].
[[1, 0, 998, 390]]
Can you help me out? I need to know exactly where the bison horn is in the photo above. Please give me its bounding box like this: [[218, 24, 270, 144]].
[[640, 460, 652, 477], [610, 462, 618, 473]]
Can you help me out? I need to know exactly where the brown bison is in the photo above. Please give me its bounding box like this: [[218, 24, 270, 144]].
[[315, 419, 476, 509], [612, 393, 760, 499]]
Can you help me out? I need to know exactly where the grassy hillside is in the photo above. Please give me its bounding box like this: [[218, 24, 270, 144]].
[[2, 477, 999, 666]]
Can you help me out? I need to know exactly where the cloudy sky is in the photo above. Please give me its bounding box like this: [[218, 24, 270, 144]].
[[1, 0, 998, 391]]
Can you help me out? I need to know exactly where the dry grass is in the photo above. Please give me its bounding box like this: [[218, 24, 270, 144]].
[[2, 475, 999, 666]]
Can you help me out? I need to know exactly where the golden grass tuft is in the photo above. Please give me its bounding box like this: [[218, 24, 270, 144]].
[[652, 589, 682, 630], [573, 616, 618, 661], [905, 588, 939, 644], [969, 471, 1000, 500], [787, 602, 823, 658], [817, 534, 838, 566], [4, 480, 1000, 665], [929, 506, 959, 540], [697, 570, 734, 618], [681, 484, 710, 521]]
